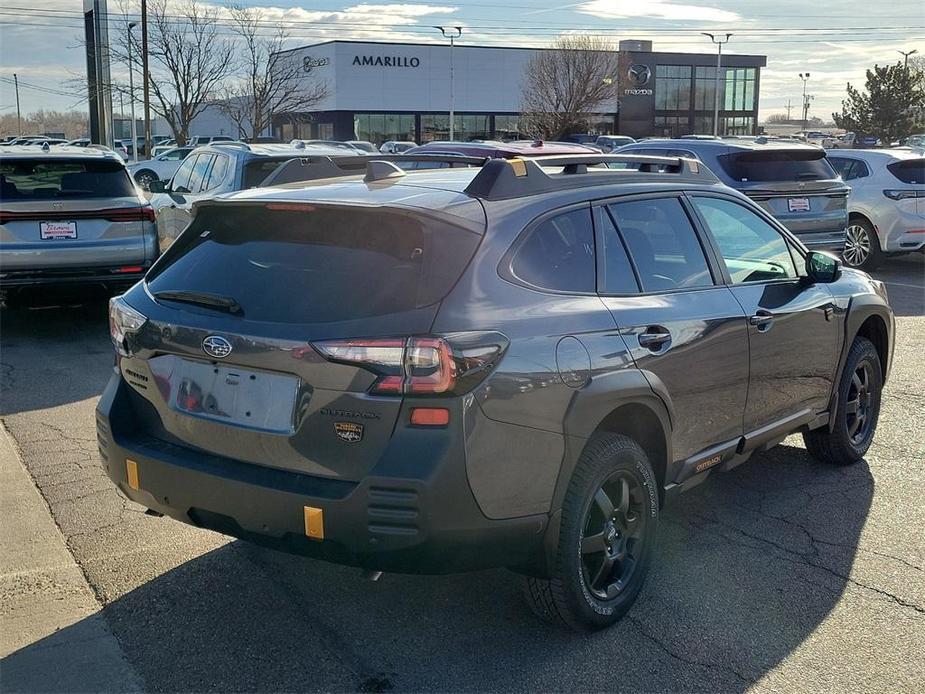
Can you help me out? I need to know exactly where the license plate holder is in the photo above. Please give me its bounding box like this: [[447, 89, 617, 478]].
[[40, 221, 77, 239], [171, 359, 299, 433], [788, 197, 811, 212]]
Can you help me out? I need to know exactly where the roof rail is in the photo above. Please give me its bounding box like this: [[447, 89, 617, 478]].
[[210, 141, 250, 150], [259, 153, 488, 187], [463, 154, 718, 200]]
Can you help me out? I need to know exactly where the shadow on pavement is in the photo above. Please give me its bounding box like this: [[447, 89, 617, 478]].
[[3, 444, 874, 692], [870, 254, 924, 318], [0, 291, 113, 416]]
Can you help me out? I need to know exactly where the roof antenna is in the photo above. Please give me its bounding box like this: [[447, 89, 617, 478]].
[[364, 160, 406, 183]]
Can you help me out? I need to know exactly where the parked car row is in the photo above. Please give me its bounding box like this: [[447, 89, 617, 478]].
[[612, 138, 924, 270]]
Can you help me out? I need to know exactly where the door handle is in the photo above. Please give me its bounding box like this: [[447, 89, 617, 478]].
[[749, 310, 774, 329], [638, 327, 671, 350]]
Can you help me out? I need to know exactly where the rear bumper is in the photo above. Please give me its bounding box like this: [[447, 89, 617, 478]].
[[797, 229, 847, 253], [96, 374, 548, 575]]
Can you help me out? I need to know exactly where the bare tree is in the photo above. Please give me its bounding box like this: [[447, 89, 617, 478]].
[[218, 5, 328, 140], [112, 0, 236, 143], [520, 35, 620, 140]]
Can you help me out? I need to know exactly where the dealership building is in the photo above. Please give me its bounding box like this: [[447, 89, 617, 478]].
[[273, 39, 767, 144]]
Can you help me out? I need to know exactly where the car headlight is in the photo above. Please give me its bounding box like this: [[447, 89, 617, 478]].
[[109, 296, 147, 356]]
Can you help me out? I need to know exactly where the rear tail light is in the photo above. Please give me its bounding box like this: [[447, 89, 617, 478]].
[[101, 206, 157, 223], [0, 206, 156, 224], [883, 189, 925, 200], [312, 332, 509, 396], [109, 296, 147, 357]]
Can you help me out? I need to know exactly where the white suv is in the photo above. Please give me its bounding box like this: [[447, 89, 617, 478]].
[[828, 149, 925, 269]]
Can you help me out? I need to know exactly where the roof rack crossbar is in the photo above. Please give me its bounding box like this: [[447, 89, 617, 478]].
[[463, 154, 717, 200], [259, 153, 489, 187]]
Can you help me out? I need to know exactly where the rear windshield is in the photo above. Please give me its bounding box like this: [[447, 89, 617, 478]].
[[718, 150, 836, 183], [0, 158, 134, 200], [242, 158, 298, 188], [147, 205, 481, 324], [887, 159, 925, 184]]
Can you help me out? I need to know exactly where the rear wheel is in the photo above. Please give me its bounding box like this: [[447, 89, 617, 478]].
[[843, 218, 883, 270], [803, 336, 882, 465], [524, 434, 659, 631]]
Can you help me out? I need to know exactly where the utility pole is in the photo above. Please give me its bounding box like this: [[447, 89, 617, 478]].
[[799, 72, 811, 131], [702, 32, 732, 137], [128, 22, 139, 162], [13, 73, 22, 135], [141, 0, 152, 158], [898, 49, 918, 70], [435, 26, 462, 140], [785, 98, 792, 121]]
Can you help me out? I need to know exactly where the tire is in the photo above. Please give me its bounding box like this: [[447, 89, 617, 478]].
[[803, 336, 882, 465], [134, 170, 158, 191], [843, 218, 883, 271], [524, 434, 659, 631]]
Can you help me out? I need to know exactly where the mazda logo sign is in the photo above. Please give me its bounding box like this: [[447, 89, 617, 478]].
[[202, 335, 233, 359], [627, 64, 652, 87]]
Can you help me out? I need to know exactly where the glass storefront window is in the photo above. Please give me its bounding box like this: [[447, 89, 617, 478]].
[[697, 66, 755, 112], [655, 65, 692, 111], [654, 115, 690, 137], [421, 114, 491, 142], [354, 113, 415, 145]]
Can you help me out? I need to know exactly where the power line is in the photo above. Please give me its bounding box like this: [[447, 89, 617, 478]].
[[0, 18, 920, 47]]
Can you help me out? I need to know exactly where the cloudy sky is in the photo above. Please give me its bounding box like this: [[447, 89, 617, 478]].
[[0, 0, 922, 121]]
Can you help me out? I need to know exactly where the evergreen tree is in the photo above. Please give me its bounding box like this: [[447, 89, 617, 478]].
[[833, 62, 925, 143]]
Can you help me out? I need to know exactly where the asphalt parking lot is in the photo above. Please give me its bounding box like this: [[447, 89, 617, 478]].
[[1, 255, 923, 693]]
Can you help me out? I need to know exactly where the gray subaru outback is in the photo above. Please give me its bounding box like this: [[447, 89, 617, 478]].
[[98, 153, 893, 631]]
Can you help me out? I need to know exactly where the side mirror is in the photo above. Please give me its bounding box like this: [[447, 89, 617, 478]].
[[148, 180, 167, 193], [806, 251, 841, 283]]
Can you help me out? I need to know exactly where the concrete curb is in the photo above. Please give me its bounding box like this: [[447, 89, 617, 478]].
[[0, 421, 142, 693]]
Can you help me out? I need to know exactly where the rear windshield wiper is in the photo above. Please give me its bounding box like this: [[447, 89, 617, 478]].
[[152, 289, 243, 315]]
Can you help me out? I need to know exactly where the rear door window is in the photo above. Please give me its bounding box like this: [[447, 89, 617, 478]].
[[597, 210, 640, 294], [608, 197, 713, 292], [0, 158, 134, 199], [147, 205, 481, 324], [719, 149, 837, 182], [510, 208, 596, 293]]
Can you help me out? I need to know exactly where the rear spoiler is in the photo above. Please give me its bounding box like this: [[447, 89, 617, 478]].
[[259, 154, 488, 187]]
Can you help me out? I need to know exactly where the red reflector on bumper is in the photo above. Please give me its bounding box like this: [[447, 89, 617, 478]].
[[410, 408, 450, 426], [116, 266, 145, 274], [906, 229, 925, 234]]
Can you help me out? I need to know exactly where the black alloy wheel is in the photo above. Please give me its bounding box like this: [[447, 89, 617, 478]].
[[580, 471, 647, 600]]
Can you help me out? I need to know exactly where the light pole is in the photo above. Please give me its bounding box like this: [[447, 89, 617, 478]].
[[435, 26, 462, 140], [141, 0, 152, 157], [898, 49, 918, 70], [799, 72, 811, 132], [702, 32, 732, 136], [127, 22, 139, 162], [13, 73, 21, 135]]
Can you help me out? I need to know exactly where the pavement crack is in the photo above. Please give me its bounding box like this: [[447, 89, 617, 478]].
[[626, 616, 753, 686]]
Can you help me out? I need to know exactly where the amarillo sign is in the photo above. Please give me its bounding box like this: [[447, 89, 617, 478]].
[[352, 55, 421, 68]]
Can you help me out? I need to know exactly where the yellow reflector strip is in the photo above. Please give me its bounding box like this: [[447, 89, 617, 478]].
[[509, 158, 527, 177], [126, 459, 139, 491], [304, 506, 324, 541]]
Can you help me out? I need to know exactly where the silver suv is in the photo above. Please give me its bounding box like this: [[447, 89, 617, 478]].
[[0, 145, 157, 290], [148, 142, 347, 251]]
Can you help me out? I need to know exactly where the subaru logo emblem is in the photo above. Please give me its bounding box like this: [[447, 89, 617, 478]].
[[627, 64, 652, 87], [202, 335, 233, 359]]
